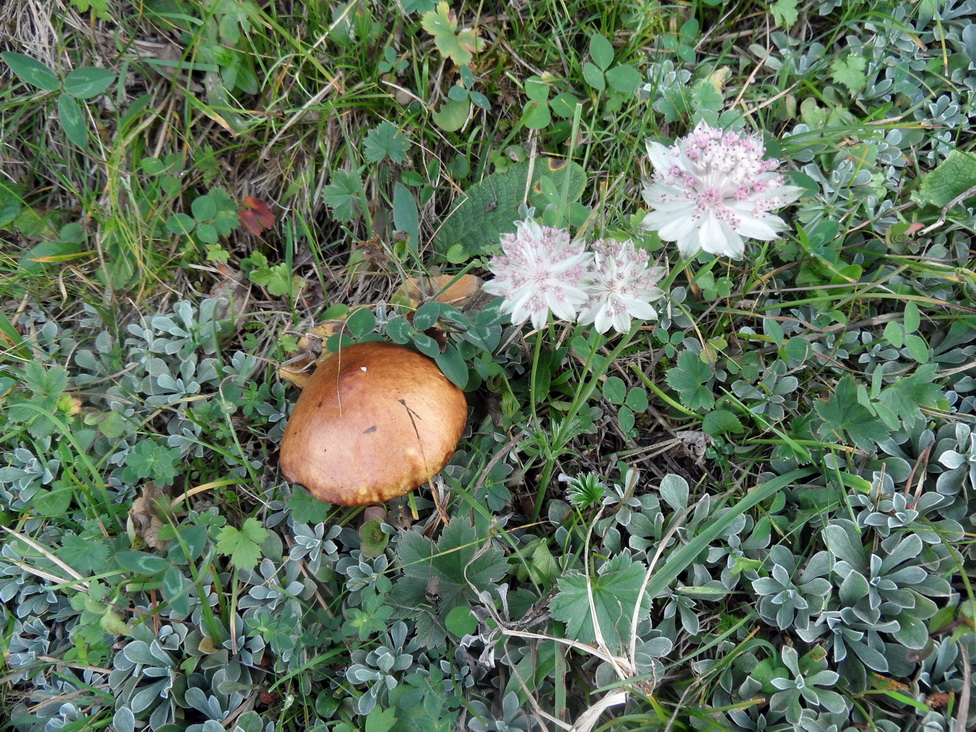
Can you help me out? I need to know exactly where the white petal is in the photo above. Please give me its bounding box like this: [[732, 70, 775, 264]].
[[656, 214, 701, 242], [734, 212, 787, 240], [645, 141, 674, 172], [698, 215, 740, 258]]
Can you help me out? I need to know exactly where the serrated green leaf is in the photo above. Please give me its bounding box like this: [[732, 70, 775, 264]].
[[288, 486, 331, 524], [59, 533, 110, 574], [771, 0, 799, 27], [323, 169, 366, 222], [216, 517, 268, 570], [550, 553, 653, 651], [877, 363, 944, 430], [63, 68, 116, 99], [420, 2, 484, 65], [665, 350, 715, 411], [815, 375, 888, 451], [2, 52, 60, 91], [364, 121, 410, 164], [830, 54, 867, 93]]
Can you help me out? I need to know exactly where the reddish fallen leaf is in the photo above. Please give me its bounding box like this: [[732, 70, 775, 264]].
[[239, 196, 275, 236]]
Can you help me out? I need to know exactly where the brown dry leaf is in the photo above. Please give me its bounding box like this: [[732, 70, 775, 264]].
[[209, 262, 250, 325], [399, 273, 483, 308], [278, 307, 370, 388], [127, 482, 171, 552]]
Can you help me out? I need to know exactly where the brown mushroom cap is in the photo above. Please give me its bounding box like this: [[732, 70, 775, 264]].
[[279, 342, 467, 505]]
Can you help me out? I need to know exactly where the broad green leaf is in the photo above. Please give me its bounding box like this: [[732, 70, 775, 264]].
[[191, 195, 217, 221], [2, 52, 60, 91], [433, 158, 586, 259], [434, 345, 468, 389], [589, 34, 614, 71], [431, 99, 469, 132], [903, 301, 920, 333], [582, 62, 605, 91], [33, 485, 73, 517], [58, 94, 88, 148], [524, 77, 550, 103], [161, 566, 191, 616], [549, 92, 582, 118], [703, 408, 744, 435], [63, 68, 116, 99], [345, 306, 377, 338], [165, 213, 196, 235], [917, 149, 976, 208], [605, 64, 642, 94], [625, 387, 648, 411], [116, 550, 169, 575], [194, 222, 219, 244], [602, 376, 627, 405], [393, 182, 419, 247], [444, 606, 477, 637], [520, 100, 551, 129]]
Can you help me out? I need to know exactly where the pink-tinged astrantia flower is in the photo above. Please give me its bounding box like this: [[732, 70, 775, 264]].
[[578, 239, 663, 334], [640, 123, 804, 259], [483, 219, 592, 330]]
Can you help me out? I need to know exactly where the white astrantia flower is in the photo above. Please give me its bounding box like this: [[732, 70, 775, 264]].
[[482, 218, 592, 330], [577, 238, 664, 334], [640, 123, 804, 259]]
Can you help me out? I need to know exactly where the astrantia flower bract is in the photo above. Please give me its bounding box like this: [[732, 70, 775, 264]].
[[578, 238, 663, 334], [482, 219, 592, 330], [640, 123, 804, 259]]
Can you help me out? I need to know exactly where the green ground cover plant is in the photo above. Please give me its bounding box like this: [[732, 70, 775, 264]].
[[1, 0, 974, 730]]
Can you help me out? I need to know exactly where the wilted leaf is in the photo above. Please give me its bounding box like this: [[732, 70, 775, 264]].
[[421, 2, 484, 66]]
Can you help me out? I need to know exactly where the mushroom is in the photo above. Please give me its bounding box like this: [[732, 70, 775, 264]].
[[279, 342, 467, 506]]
